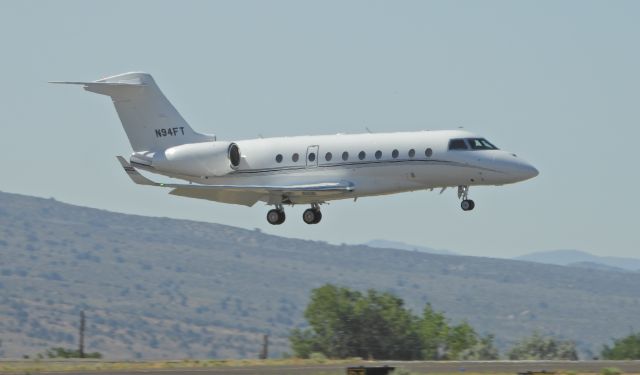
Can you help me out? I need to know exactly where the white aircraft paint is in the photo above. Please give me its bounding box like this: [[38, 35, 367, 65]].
[[52, 72, 538, 225]]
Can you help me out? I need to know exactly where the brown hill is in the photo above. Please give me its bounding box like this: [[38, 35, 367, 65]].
[[1, 191, 638, 359]]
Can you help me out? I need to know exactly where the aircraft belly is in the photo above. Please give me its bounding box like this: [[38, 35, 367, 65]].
[[349, 163, 481, 195], [184, 161, 483, 205], [411, 164, 477, 187]]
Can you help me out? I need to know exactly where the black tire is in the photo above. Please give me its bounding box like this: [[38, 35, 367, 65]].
[[303, 209, 317, 224], [468, 200, 475, 210], [312, 210, 322, 224], [267, 209, 284, 225], [276, 210, 286, 224], [461, 200, 471, 211]]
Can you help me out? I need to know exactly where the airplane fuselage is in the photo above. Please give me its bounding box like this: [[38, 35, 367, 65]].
[[132, 129, 537, 205]]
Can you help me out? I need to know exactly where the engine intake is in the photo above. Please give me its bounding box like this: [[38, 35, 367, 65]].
[[228, 143, 240, 168], [151, 141, 241, 177]]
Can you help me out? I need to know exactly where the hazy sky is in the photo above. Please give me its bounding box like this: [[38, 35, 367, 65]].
[[1, 1, 638, 258]]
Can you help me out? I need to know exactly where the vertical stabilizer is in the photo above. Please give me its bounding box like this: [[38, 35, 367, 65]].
[[52, 72, 213, 152]]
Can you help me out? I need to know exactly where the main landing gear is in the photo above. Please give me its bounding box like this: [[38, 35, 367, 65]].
[[302, 204, 322, 225], [266, 205, 286, 225], [458, 185, 475, 211], [266, 204, 322, 225]]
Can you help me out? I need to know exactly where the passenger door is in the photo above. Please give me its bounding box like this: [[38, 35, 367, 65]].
[[306, 145, 319, 168]]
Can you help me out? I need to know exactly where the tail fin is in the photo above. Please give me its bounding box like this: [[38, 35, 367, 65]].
[[51, 72, 213, 152]]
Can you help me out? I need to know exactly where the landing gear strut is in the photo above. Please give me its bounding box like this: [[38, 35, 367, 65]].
[[302, 204, 322, 224], [266, 205, 286, 225], [458, 185, 475, 211]]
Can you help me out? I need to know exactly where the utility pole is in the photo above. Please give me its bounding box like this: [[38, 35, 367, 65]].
[[78, 311, 85, 358], [259, 334, 268, 360]]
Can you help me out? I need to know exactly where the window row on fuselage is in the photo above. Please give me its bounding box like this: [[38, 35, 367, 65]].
[[274, 147, 434, 164]]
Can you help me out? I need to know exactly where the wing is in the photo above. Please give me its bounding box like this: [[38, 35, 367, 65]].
[[116, 156, 354, 206]]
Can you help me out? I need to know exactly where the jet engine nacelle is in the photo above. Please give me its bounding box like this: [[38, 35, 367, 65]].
[[152, 142, 241, 177]]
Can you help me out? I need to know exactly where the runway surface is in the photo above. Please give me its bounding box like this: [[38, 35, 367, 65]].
[[24, 360, 640, 375]]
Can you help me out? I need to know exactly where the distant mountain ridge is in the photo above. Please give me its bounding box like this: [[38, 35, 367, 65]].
[[1, 190, 640, 360], [516, 249, 640, 272], [565, 261, 628, 273], [363, 239, 456, 255], [365, 242, 640, 272]]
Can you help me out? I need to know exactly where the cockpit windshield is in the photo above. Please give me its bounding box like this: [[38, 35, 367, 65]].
[[448, 138, 499, 151], [467, 138, 498, 150]]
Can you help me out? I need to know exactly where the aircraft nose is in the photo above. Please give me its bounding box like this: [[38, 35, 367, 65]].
[[494, 152, 539, 182], [510, 159, 539, 181], [520, 163, 539, 180]]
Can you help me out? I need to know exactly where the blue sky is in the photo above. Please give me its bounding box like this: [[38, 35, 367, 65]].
[[1, 1, 638, 258]]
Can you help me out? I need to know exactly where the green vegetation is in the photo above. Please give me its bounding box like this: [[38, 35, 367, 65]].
[[457, 333, 500, 360], [601, 368, 623, 375], [290, 284, 497, 360], [418, 304, 498, 360], [507, 332, 578, 360], [602, 332, 640, 359], [290, 285, 421, 359], [42, 346, 102, 359]]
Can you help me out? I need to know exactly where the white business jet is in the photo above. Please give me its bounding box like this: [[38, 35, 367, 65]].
[[52, 72, 538, 225]]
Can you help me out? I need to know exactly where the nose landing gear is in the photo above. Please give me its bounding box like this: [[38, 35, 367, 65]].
[[461, 199, 475, 211], [458, 185, 475, 211], [303, 204, 322, 224]]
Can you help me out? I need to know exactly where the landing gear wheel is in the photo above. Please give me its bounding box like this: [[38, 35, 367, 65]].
[[267, 209, 285, 225], [461, 199, 475, 211], [303, 208, 322, 224]]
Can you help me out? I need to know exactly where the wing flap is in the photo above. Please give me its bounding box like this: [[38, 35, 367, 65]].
[[169, 188, 263, 207], [116, 156, 354, 205]]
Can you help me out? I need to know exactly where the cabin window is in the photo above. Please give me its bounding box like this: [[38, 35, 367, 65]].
[[425, 148, 433, 157], [392, 149, 399, 159], [375, 150, 382, 160], [308, 152, 316, 162], [342, 151, 349, 161], [358, 151, 366, 160], [275, 154, 283, 163], [408, 149, 416, 158], [325, 152, 332, 161], [448, 139, 468, 150], [292, 153, 300, 162]]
